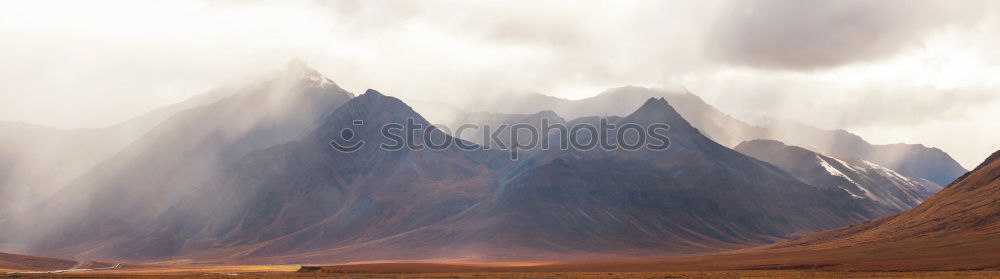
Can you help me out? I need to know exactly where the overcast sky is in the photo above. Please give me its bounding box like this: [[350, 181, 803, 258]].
[[1, 0, 998, 168]]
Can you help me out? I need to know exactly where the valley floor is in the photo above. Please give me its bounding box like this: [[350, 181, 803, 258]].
[[3, 269, 999, 279], [4, 264, 999, 279]]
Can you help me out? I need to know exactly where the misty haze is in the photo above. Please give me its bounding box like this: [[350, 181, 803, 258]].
[[0, 1, 998, 278]]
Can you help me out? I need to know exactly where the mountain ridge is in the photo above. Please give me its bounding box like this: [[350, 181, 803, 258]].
[[17, 88, 897, 264], [0, 61, 969, 267], [735, 139, 936, 212], [469, 86, 967, 185]]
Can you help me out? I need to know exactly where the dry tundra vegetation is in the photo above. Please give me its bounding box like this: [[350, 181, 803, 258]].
[[2, 269, 999, 279], [1, 261, 998, 278]]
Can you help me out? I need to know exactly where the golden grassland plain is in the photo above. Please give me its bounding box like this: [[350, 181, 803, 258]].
[[2, 265, 999, 279]]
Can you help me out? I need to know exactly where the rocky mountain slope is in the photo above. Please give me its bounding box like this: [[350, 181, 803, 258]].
[[735, 139, 936, 211], [435, 98, 890, 260], [106, 90, 499, 261]]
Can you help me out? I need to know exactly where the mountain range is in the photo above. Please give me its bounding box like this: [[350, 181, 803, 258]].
[[0, 60, 981, 266], [462, 86, 967, 186], [430, 97, 889, 260], [17, 91, 886, 263]]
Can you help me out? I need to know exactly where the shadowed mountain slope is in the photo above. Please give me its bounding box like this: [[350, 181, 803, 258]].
[[98, 90, 499, 261], [218, 97, 891, 263], [285, 97, 906, 266], [735, 139, 936, 211], [766, 124, 965, 187], [437, 97, 890, 260]]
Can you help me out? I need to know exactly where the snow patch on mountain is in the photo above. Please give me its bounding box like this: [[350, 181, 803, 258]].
[[815, 155, 885, 204]]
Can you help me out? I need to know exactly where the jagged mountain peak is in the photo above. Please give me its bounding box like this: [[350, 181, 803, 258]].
[[322, 91, 414, 125], [622, 96, 696, 133], [313, 89, 435, 148], [361, 88, 385, 97], [275, 58, 340, 90], [343, 89, 410, 111], [632, 97, 672, 115]]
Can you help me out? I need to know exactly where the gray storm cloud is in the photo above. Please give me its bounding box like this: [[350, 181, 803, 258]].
[[707, 0, 990, 70]]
